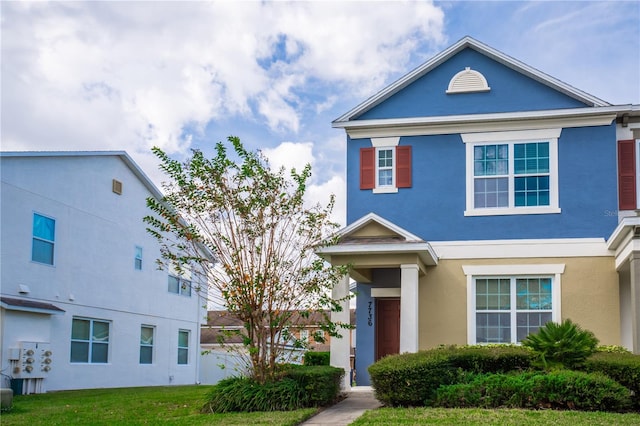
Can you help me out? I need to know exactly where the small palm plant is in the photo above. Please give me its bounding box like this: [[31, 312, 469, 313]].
[[521, 319, 599, 370]]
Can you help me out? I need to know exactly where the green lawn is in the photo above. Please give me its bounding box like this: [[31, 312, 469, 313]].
[[351, 407, 640, 425], [4, 385, 640, 425], [0, 385, 317, 425]]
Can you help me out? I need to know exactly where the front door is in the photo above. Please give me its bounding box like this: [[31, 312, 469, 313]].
[[375, 298, 400, 361]]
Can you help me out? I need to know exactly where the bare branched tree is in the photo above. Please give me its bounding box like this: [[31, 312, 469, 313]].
[[144, 136, 350, 383]]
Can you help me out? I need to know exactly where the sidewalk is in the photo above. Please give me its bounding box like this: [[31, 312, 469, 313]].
[[300, 386, 382, 426]]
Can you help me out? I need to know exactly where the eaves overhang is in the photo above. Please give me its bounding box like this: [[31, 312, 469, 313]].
[[606, 216, 640, 270], [333, 36, 611, 125], [317, 241, 439, 267], [333, 105, 629, 139], [0, 296, 65, 315]]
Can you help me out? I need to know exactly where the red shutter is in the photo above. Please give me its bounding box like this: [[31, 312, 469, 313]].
[[396, 145, 412, 188], [618, 139, 636, 210], [360, 147, 375, 190]]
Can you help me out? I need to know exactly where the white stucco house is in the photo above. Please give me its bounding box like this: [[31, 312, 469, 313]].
[[0, 151, 208, 394]]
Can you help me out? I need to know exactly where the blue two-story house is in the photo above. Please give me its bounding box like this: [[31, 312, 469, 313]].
[[320, 37, 640, 387]]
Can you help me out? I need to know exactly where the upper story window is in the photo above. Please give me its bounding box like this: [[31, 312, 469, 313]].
[[462, 128, 561, 216], [70, 317, 110, 363], [168, 275, 192, 297], [32, 213, 55, 265], [360, 137, 411, 193], [463, 264, 564, 345], [134, 246, 143, 270]]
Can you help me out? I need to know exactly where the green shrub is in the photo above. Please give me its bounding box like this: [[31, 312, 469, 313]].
[[434, 370, 632, 412], [368, 351, 458, 407], [522, 319, 599, 369], [304, 351, 330, 366], [584, 351, 640, 409], [202, 365, 343, 413], [284, 365, 343, 406], [368, 345, 534, 407], [203, 377, 303, 413], [444, 345, 534, 373]]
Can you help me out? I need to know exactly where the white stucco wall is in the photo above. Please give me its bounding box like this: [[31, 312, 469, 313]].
[[1, 153, 205, 391]]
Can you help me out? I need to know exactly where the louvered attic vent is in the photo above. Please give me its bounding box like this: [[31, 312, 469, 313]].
[[112, 179, 123, 195], [446, 67, 490, 94]]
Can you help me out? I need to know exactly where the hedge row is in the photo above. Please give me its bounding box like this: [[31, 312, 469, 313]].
[[368, 345, 534, 407], [368, 345, 640, 411], [304, 351, 330, 366], [583, 352, 640, 408], [434, 370, 632, 412], [202, 365, 343, 413]]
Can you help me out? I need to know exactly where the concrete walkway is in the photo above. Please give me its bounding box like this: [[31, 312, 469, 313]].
[[300, 386, 382, 426]]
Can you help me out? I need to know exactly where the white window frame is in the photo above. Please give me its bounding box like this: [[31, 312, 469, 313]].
[[300, 329, 309, 341], [70, 317, 110, 364], [140, 325, 154, 365], [134, 246, 143, 270], [462, 128, 561, 216], [372, 137, 400, 194], [177, 329, 190, 365], [463, 264, 564, 345], [32, 212, 56, 265]]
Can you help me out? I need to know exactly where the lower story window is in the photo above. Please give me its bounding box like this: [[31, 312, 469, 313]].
[[463, 264, 564, 345], [177, 330, 189, 365], [71, 318, 110, 363], [140, 325, 154, 364], [475, 277, 553, 343]]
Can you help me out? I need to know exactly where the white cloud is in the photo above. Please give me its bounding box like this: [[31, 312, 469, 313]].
[[262, 141, 315, 173], [1, 1, 446, 160]]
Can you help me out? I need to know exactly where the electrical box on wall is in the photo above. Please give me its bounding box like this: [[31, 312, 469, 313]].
[[11, 342, 53, 379]]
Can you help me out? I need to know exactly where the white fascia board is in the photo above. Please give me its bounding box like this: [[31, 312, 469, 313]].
[[431, 238, 611, 259], [607, 216, 640, 250], [318, 241, 438, 266], [334, 105, 627, 132], [333, 36, 611, 124], [337, 212, 424, 242]]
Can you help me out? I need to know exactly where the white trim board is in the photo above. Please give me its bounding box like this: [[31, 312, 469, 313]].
[[431, 238, 611, 259]]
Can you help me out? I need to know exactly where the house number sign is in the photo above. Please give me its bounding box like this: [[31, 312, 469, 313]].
[[367, 301, 373, 326]]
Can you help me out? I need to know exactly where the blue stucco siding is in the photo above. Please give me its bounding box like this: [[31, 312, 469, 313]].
[[356, 48, 588, 120], [346, 123, 618, 241]]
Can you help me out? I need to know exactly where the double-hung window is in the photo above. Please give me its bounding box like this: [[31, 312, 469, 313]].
[[32, 213, 55, 265], [463, 129, 561, 216], [360, 137, 412, 193], [177, 330, 189, 365], [70, 318, 110, 363], [140, 325, 154, 364], [463, 264, 564, 344]]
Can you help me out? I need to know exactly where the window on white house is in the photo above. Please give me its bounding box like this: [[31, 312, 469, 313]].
[[70, 318, 110, 363], [463, 129, 561, 216], [168, 275, 191, 297], [32, 213, 55, 265], [134, 246, 143, 270], [140, 325, 154, 364], [177, 330, 189, 365]]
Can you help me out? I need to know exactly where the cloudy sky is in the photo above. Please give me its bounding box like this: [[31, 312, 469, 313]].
[[2, 1, 639, 225]]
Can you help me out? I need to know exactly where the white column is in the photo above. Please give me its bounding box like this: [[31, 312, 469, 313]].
[[400, 264, 419, 353], [630, 253, 640, 354], [330, 274, 351, 390]]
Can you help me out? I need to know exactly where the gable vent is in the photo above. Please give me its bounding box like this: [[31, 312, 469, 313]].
[[112, 179, 123, 195], [446, 67, 490, 94]]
